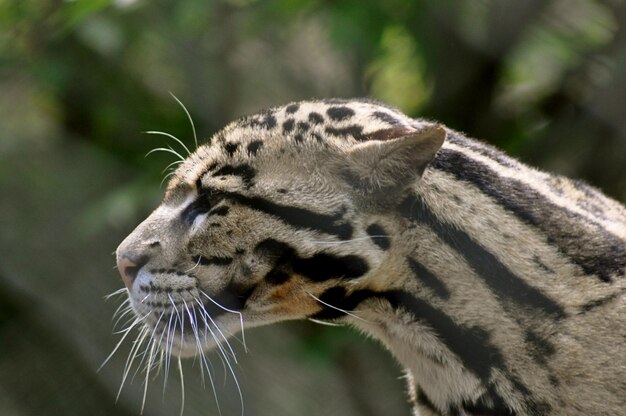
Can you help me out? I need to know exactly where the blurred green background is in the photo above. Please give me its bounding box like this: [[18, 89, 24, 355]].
[[1, 0, 625, 415]]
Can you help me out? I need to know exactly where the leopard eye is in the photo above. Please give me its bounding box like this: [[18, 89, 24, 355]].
[[182, 191, 222, 224]]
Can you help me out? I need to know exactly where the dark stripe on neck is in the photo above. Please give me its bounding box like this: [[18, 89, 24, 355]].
[[222, 192, 353, 239], [416, 390, 442, 415], [312, 288, 504, 382], [311, 287, 536, 413], [399, 195, 566, 320], [446, 130, 519, 169], [407, 258, 450, 300], [432, 148, 626, 283]]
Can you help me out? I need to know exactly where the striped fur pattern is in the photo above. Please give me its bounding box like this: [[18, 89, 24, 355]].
[[116, 99, 626, 415]]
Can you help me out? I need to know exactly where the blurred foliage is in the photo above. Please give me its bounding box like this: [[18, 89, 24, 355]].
[[0, 0, 625, 415]]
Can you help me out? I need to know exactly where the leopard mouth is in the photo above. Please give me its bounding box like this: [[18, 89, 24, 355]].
[[126, 268, 252, 357]]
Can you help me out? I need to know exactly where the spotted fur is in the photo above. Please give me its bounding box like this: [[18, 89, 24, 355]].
[[116, 99, 626, 416]]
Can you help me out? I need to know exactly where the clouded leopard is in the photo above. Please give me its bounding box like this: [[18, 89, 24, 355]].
[[115, 98, 626, 416]]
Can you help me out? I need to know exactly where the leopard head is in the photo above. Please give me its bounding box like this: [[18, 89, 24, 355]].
[[115, 99, 445, 357]]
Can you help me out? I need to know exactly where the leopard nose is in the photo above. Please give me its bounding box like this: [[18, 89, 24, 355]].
[[117, 254, 149, 289]]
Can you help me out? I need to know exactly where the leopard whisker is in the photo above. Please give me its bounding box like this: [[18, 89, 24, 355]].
[[99, 315, 146, 372], [178, 357, 185, 416], [163, 311, 177, 394], [144, 130, 192, 156], [169, 92, 199, 150], [111, 296, 131, 318], [183, 302, 224, 416], [117, 325, 150, 400], [113, 308, 138, 333], [161, 159, 184, 175], [184, 256, 202, 273], [145, 146, 185, 162], [104, 287, 129, 300], [199, 289, 247, 352], [160, 170, 178, 188], [192, 295, 238, 363], [310, 235, 390, 245], [140, 340, 157, 415], [306, 291, 371, 323], [308, 318, 344, 327], [192, 297, 244, 416]]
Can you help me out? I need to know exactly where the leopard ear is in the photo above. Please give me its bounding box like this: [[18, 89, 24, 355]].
[[342, 124, 446, 195]]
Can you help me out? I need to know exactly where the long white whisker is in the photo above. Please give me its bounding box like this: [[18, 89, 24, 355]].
[[145, 146, 184, 162], [161, 159, 184, 175], [104, 287, 129, 300], [184, 256, 202, 273], [169, 92, 198, 150], [144, 131, 192, 156], [160, 170, 178, 188], [186, 302, 222, 413], [306, 291, 371, 323], [193, 299, 228, 372], [117, 326, 150, 400], [178, 357, 185, 416], [163, 312, 176, 394], [99, 316, 145, 372], [193, 297, 243, 416], [308, 318, 344, 327], [310, 235, 390, 245], [111, 297, 131, 319], [195, 298, 238, 363], [113, 307, 136, 332], [199, 290, 247, 352], [141, 340, 157, 415], [169, 294, 185, 358]]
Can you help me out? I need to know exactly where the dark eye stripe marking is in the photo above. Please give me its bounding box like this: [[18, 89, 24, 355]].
[[191, 255, 233, 266], [407, 257, 450, 300], [326, 106, 355, 121], [366, 223, 390, 250], [222, 191, 353, 239], [213, 165, 256, 188], [182, 196, 213, 223], [399, 195, 566, 320], [432, 148, 626, 283]]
